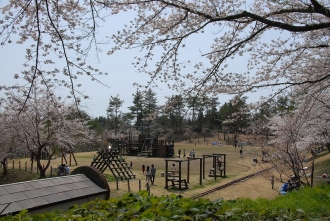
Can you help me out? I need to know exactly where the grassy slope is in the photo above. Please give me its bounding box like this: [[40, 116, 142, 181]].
[[0, 170, 40, 185]]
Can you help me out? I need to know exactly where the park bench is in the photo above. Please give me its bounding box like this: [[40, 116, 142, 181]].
[[209, 168, 224, 176], [170, 178, 188, 188]]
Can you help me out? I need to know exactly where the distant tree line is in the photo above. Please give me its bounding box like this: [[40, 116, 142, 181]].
[[89, 88, 295, 139]]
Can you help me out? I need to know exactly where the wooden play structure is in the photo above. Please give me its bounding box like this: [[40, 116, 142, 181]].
[[203, 154, 227, 179], [164, 157, 204, 190], [164, 154, 227, 190], [60, 147, 78, 166], [39, 146, 78, 167], [108, 134, 174, 157], [90, 149, 135, 180]]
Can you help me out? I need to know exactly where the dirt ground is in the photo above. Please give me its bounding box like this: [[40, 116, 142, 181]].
[[9, 140, 329, 201], [71, 142, 283, 201], [107, 155, 281, 201]]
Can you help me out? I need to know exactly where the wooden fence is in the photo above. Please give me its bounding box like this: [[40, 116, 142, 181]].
[[3, 159, 59, 177]]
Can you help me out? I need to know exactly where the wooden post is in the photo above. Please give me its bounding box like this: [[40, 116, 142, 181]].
[[25, 162, 27, 171], [116, 179, 119, 190], [19, 161, 21, 170], [165, 160, 168, 189], [214, 156, 217, 180], [179, 161, 182, 190], [202, 155, 205, 179], [12, 160, 14, 169], [69, 152, 72, 166], [61, 148, 64, 165], [50, 166, 53, 176], [127, 179, 130, 192], [223, 154, 226, 177], [147, 183, 150, 195], [187, 159, 190, 183], [200, 158, 203, 185], [139, 180, 141, 191], [31, 162, 33, 173]]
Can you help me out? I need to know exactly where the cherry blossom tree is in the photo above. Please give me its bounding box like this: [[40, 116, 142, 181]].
[[101, 0, 330, 99], [0, 0, 108, 108], [0, 116, 19, 175], [1, 0, 329, 102], [0, 80, 97, 178], [262, 91, 330, 187]]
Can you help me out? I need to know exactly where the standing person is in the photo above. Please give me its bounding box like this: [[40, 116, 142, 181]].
[[145, 166, 151, 184], [130, 161, 133, 169], [217, 157, 222, 170], [183, 149, 186, 158], [189, 150, 192, 158], [142, 164, 145, 174], [271, 176, 275, 189], [178, 149, 181, 158], [192, 149, 195, 158], [150, 164, 156, 184], [171, 164, 176, 175], [239, 148, 243, 157]]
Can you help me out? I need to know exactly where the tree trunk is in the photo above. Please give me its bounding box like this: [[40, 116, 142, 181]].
[[310, 158, 315, 187], [35, 150, 51, 178], [37, 161, 47, 178], [1, 159, 8, 175]]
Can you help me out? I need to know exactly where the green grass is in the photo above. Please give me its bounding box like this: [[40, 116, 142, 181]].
[[222, 184, 330, 219], [313, 153, 330, 186], [0, 169, 40, 185], [103, 173, 116, 181]]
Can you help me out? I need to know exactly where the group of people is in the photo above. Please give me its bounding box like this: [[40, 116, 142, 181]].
[[57, 164, 70, 176], [177, 149, 199, 159], [279, 179, 300, 194], [177, 149, 196, 158], [142, 164, 156, 185]]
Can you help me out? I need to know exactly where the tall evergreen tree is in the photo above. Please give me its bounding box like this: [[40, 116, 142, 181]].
[[205, 97, 220, 130], [166, 95, 186, 133], [106, 94, 124, 134], [185, 95, 199, 128], [128, 90, 144, 127], [143, 88, 159, 134], [218, 97, 250, 134]]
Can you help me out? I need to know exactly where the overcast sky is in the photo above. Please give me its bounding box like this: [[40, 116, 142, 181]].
[[0, 1, 264, 118]]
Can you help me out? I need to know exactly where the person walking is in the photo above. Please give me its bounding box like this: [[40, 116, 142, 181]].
[[150, 164, 156, 184], [183, 149, 186, 158], [178, 149, 181, 158], [239, 148, 243, 158], [146, 165, 151, 184], [130, 161, 133, 169], [271, 176, 275, 189]]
